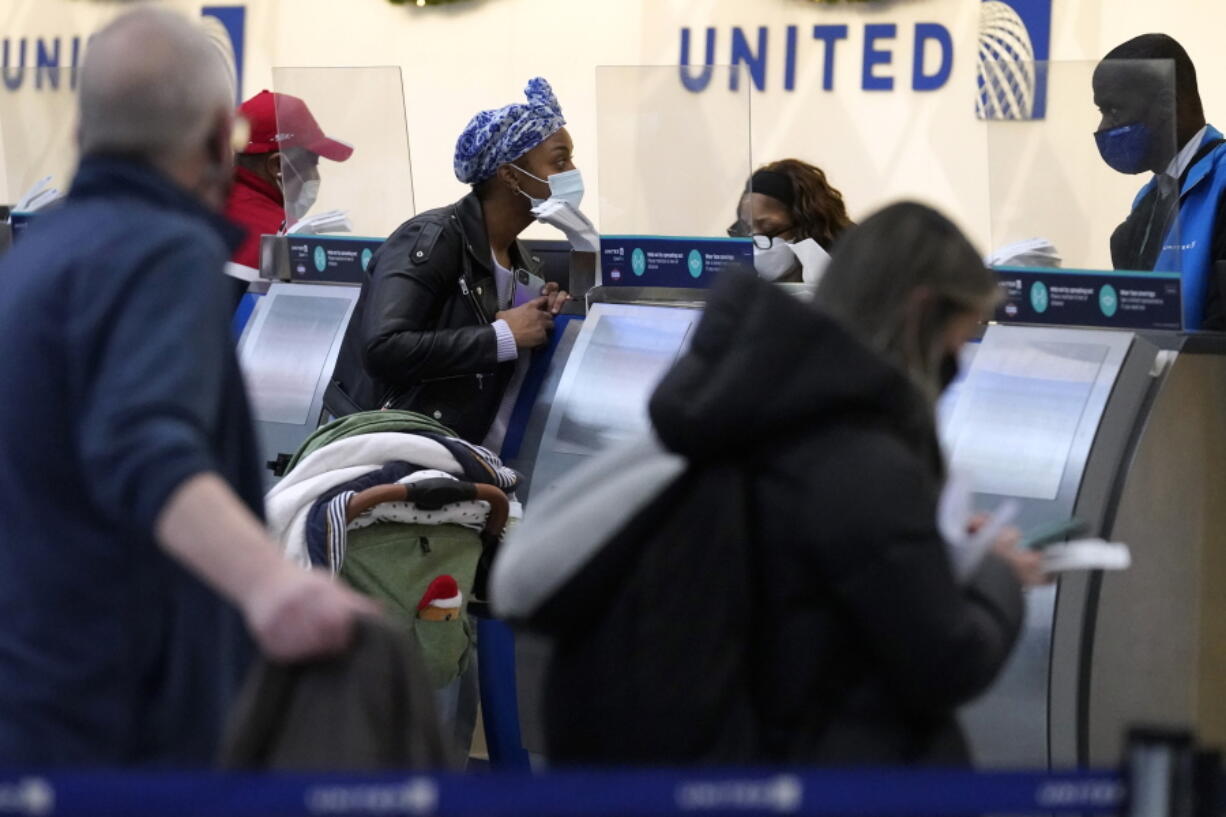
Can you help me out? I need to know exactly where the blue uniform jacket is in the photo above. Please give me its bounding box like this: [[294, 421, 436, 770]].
[[0, 156, 262, 765], [1145, 124, 1226, 330]]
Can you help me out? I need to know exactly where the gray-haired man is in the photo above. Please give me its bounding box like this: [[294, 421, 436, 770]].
[[0, 7, 376, 765]]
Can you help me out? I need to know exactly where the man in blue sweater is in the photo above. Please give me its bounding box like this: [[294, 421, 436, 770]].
[[0, 8, 376, 765]]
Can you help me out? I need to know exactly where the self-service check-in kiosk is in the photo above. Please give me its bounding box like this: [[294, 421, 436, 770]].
[[943, 323, 1226, 767]]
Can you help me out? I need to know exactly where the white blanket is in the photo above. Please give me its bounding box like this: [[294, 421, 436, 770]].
[[266, 433, 464, 567]]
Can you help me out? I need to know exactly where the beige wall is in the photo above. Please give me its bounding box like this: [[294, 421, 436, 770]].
[[1, 0, 1224, 251]]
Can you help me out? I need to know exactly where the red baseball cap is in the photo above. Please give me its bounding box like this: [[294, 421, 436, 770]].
[[237, 90, 353, 162]]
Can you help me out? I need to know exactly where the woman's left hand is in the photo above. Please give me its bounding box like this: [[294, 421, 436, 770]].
[[542, 281, 571, 316]]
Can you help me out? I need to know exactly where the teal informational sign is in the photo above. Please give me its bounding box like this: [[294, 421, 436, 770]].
[[995, 266, 1182, 331], [287, 236, 384, 284], [601, 235, 752, 288]]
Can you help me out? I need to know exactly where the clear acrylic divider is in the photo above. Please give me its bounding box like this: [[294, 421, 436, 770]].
[[272, 66, 414, 238], [985, 59, 1183, 279], [595, 65, 753, 287], [975, 57, 1186, 331], [0, 66, 79, 209]]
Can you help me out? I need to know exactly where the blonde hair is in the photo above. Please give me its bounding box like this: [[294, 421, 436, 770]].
[[817, 201, 999, 400]]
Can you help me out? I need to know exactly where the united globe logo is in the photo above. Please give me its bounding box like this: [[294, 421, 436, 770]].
[[631, 248, 647, 277], [361, 248, 373, 271], [313, 245, 327, 273], [1030, 280, 1049, 313], [976, 0, 1053, 121], [687, 250, 704, 279], [1099, 284, 1119, 317]]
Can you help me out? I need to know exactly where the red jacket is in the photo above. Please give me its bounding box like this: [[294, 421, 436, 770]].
[[224, 166, 284, 270]]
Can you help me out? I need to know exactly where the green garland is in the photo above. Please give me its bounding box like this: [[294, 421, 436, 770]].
[[388, 0, 878, 6], [388, 0, 881, 4]]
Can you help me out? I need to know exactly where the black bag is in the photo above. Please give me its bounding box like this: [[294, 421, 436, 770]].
[[538, 461, 763, 765]]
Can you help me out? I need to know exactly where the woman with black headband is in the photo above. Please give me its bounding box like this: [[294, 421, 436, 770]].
[[731, 159, 854, 284]]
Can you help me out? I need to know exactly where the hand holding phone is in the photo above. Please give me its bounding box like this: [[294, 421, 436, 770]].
[[511, 268, 548, 309], [1020, 517, 1091, 551]]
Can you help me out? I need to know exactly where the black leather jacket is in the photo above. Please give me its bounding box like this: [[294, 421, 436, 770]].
[[330, 193, 543, 442]]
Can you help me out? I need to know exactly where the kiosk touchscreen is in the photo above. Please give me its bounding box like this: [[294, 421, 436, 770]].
[[522, 303, 700, 503]]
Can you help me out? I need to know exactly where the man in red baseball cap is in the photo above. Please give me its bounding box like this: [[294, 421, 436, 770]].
[[223, 90, 353, 306]]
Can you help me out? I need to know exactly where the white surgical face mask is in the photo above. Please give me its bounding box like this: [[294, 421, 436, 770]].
[[282, 162, 320, 223], [293, 179, 320, 220], [513, 165, 584, 210], [752, 237, 799, 281]]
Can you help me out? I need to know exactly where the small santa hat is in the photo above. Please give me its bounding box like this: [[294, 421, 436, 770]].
[[417, 575, 463, 611]]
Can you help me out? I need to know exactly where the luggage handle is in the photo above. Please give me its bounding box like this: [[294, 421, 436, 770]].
[[344, 479, 510, 543]]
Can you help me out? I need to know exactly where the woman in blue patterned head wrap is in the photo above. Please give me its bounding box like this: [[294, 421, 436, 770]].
[[331, 78, 574, 451], [454, 77, 570, 187]]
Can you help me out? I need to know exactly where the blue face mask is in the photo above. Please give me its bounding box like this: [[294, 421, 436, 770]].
[[512, 165, 584, 210], [1095, 121, 1153, 175]]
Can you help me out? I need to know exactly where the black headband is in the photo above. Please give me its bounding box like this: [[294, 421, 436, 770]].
[[748, 170, 795, 208]]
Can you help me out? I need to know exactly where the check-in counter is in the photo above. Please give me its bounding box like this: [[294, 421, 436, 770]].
[[236, 57, 1226, 768]]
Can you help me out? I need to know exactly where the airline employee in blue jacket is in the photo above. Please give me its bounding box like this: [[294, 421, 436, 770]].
[[1094, 34, 1226, 330]]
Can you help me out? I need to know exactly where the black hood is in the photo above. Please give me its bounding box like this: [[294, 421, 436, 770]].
[[649, 270, 939, 468]]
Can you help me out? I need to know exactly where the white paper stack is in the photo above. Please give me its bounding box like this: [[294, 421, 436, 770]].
[[987, 237, 1062, 268], [1040, 540, 1132, 573], [286, 209, 352, 235], [14, 176, 63, 212], [532, 199, 600, 253], [791, 239, 832, 285]]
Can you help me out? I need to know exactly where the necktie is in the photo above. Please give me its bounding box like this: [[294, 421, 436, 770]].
[[1111, 173, 1179, 271]]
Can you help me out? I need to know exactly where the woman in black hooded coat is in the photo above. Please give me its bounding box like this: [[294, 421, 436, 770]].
[[493, 202, 1044, 766]]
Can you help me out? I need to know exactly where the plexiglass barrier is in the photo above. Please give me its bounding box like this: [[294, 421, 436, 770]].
[[0, 66, 79, 209], [597, 65, 752, 237], [273, 66, 414, 238], [595, 66, 753, 287], [985, 59, 1182, 275]]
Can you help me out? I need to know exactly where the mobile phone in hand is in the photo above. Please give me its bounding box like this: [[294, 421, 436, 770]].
[[1021, 517, 1091, 551]]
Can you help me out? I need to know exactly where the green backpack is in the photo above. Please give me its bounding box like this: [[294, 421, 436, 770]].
[[335, 480, 509, 688], [340, 523, 479, 688]]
